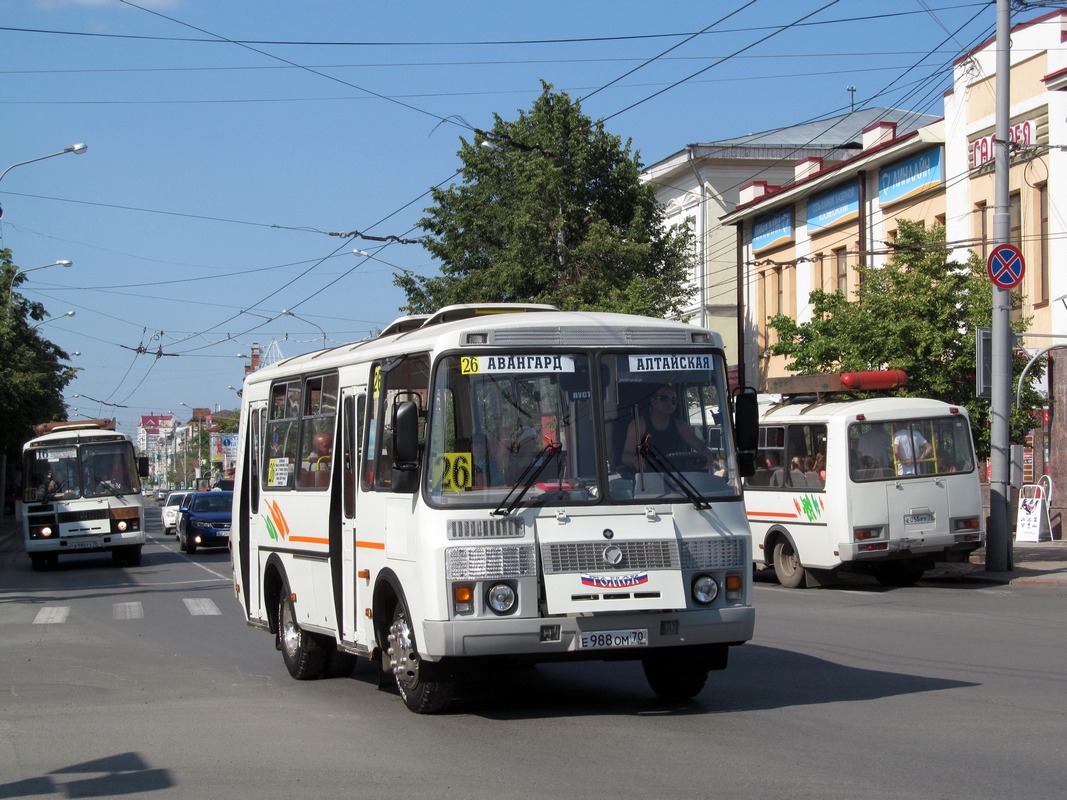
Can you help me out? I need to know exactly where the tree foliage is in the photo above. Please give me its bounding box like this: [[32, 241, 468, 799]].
[[0, 248, 77, 461], [398, 83, 694, 316], [767, 221, 1043, 456]]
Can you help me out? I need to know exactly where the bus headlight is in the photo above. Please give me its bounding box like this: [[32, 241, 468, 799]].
[[486, 582, 517, 614], [691, 574, 719, 605], [116, 520, 128, 532], [31, 525, 54, 539]]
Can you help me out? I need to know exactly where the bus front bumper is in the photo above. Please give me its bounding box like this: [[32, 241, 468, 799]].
[[419, 605, 755, 661], [25, 530, 147, 554]]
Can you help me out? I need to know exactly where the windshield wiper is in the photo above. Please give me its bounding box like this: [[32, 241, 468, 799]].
[[492, 442, 562, 517], [636, 435, 711, 510]]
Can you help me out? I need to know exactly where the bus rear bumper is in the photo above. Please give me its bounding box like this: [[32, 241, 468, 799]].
[[420, 606, 755, 661], [839, 532, 984, 563]]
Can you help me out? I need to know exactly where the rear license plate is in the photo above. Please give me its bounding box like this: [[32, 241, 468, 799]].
[[904, 513, 934, 524], [577, 628, 648, 649]]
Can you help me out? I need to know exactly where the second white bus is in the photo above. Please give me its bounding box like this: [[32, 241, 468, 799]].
[[231, 304, 759, 713], [745, 372, 984, 588], [21, 419, 149, 570]]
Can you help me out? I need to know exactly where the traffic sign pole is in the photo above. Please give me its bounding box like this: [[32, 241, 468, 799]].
[[987, 0, 1013, 572]]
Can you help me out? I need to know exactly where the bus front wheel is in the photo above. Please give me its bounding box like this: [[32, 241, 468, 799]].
[[278, 582, 326, 680], [642, 652, 709, 700], [773, 538, 806, 589], [385, 601, 453, 714]]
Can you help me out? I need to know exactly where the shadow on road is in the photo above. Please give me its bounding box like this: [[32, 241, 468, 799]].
[[379, 643, 977, 720], [0, 752, 172, 798]]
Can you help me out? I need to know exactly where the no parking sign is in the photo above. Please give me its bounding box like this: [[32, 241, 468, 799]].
[[987, 243, 1024, 290]]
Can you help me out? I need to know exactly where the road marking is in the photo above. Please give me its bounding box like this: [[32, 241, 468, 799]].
[[183, 598, 222, 616], [113, 601, 144, 620], [33, 607, 70, 624]]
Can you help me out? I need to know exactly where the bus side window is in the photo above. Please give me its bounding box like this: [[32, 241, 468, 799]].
[[749, 426, 785, 488], [264, 380, 301, 490], [343, 394, 364, 517]]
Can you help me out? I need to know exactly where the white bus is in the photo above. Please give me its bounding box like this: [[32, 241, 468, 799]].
[[21, 419, 149, 570], [744, 372, 984, 588], [231, 304, 759, 713]]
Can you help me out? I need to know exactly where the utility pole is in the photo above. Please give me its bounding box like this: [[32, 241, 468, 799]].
[[987, 0, 1013, 571]]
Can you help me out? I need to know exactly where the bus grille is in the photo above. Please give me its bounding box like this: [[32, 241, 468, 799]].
[[541, 540, 679, 574], [446, 544, 537, 579], [58, 509, 109, 523], [679, 538, 746, 569], [447, 518, 525, 539]]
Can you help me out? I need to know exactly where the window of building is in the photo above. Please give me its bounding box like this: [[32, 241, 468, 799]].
[[1009, 191, 1022, 250], [974, 201, 989, 259], [1037, 184, 1048, 304], [834, 248, 848, 294]]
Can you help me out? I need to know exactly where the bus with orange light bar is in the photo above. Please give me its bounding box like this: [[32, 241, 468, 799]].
[[21, 419, 149, 570], [744, 371, 984, 588], [230, 303, 760, 713]]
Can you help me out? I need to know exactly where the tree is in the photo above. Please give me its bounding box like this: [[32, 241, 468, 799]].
[[767, 221, 1043, 457], [397, 83, 695, 317], [1, 248, 78, 464]]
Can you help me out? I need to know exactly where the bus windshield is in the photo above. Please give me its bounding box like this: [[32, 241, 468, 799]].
[[425, 350, 738, 507], [24, 441, 141, 501], [849, 415, 976, 481]]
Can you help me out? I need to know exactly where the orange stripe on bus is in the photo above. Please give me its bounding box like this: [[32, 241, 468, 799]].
[[356, 540, 385, 550], [289, 536, 329, 545], [746, 511, 799, 519]]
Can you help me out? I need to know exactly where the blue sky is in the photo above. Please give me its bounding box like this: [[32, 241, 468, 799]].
[[0, 0, 1033, 434]]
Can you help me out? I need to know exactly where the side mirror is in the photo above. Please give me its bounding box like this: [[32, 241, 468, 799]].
[[391, 400, 420, 493], [733, 387, 759, 478], [137, 456, 150, 478]]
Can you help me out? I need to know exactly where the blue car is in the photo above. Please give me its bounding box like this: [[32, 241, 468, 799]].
[[177, 491, 233, 554]]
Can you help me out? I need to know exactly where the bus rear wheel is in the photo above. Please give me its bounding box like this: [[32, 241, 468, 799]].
[[773, 538, 806, 589], [385, 601, 453, 714], [278, 582, 326, 680]]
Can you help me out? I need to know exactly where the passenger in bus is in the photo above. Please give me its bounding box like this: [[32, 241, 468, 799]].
[[622, 385, 718, 471], [812, 452, 826, 482], [302, 432, 332, 486], [893, 427, 932, 475], [856, 425, 892, 469]]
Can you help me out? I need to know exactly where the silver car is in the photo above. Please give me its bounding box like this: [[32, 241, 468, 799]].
[[161, 491, 190, 535]]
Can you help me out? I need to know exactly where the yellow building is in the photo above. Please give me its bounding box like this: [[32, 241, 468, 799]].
[[724, 11, 1064, 391]]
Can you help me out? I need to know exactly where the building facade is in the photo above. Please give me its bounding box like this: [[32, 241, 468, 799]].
[[720, 10, 1065, 533], [642, 108, 938, 377]]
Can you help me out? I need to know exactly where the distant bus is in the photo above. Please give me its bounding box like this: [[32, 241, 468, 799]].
[[745, 372, 984, 588], [231, 303, 759, 713], [21, 419, 149, 570]]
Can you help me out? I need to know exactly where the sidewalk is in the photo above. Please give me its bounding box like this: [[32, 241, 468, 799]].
[[926, 538, 1067, 586]]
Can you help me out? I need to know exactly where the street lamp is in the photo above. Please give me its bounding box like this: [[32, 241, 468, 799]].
[[353, 248, 415, 277], [0, 143, 87, 185], [281, 309, 327, 349], [32, 309, 75, 329], [6, 260, 74, 316]]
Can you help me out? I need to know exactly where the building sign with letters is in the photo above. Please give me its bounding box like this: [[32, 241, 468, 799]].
[[972, 120, 1037, 168], [878, 147, 942, 206], [751, 208, 793, 252], [807, 183, 859, 233]]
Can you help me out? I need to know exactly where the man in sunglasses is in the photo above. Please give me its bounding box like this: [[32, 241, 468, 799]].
[[621, 384, 719, 472]]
